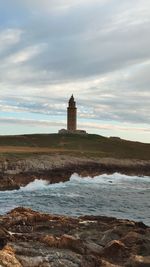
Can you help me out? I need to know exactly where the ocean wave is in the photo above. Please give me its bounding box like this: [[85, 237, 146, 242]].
[[70, 172, 150, 185], [20, 179, 67, 192], [18, 173, 150, 192], [0, 173, 149, 224], [20, 179, 49, 191]]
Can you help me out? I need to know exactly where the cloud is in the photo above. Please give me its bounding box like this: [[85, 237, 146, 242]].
[[1, 117, 149, 136], [79, 122, 150, 133], [6, 44, 46, 64], [0, 28, 22, 56], [1, 0, 150, 86], [0, 117, 65, 128], [0, 0, 149, 142]]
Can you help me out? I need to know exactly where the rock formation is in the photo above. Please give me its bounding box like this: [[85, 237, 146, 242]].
[[0, 207, 149, 266]]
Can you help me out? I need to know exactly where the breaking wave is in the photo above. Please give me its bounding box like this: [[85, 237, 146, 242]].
[[0, 173, 149, 225], [20, 179, 67, 192], [19, 172, 150, 192], [20, 179, 49, 191]]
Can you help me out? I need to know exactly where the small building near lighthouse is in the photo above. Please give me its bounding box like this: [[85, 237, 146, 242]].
[[58, 95, 87, 134]]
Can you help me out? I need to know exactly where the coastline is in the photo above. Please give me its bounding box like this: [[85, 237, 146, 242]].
[[0, 155, 150, 191], [0, 136, 149, 265]]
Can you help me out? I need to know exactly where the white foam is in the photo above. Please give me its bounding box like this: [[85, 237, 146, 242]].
[[19, 179, 68, 192], [20, 179, 49, 191], [71, 172, 150, 182], [70, 173, 122, 184], [15, 173, 150, 192], [69, 172, 150, 189]]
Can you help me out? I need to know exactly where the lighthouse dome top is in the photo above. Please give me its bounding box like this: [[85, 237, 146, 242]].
[[70, 94, 74, 100], [69, 94, 75, 104]]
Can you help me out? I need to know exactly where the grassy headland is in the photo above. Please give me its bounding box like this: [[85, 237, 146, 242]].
[[0, 133, 150, 160]]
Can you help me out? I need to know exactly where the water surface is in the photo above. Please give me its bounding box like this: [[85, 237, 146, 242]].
[[0, 173, 149, 225]]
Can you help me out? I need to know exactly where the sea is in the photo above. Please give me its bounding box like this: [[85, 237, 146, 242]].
[[0, 173, 150, 225]]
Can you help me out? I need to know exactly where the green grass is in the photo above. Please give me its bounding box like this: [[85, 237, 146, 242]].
[[0, 133, 150, 160]]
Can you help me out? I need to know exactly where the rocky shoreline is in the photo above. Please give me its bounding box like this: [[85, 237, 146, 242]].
[[0, 207, 149, 266], [0, 155, 150, 190]]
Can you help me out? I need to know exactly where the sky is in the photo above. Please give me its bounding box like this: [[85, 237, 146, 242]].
[[0, 0, 150, 143]]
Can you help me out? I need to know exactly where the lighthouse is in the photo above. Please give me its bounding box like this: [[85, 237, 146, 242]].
[[58, 95, 86, 134], [67, 95, 77, 132]]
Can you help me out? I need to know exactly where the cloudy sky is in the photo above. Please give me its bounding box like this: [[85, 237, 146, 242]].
[[0, 0, 150, 143]]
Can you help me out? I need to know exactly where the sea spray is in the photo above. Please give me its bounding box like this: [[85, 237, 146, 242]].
[[20, 179, 68, 192], [20, 179, 49, 191]]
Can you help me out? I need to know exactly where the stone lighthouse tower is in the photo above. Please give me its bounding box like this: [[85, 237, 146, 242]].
[[67, 95, 77, 132]]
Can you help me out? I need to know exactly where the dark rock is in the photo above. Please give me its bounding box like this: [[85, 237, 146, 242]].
[[0, 227, 9, 249], [101, 240, 129, 263], [135, 221, 148, 229], [81, 255, 102, 267]]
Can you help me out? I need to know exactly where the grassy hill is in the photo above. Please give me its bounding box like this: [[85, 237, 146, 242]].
[[0, 133, 150, 160]]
